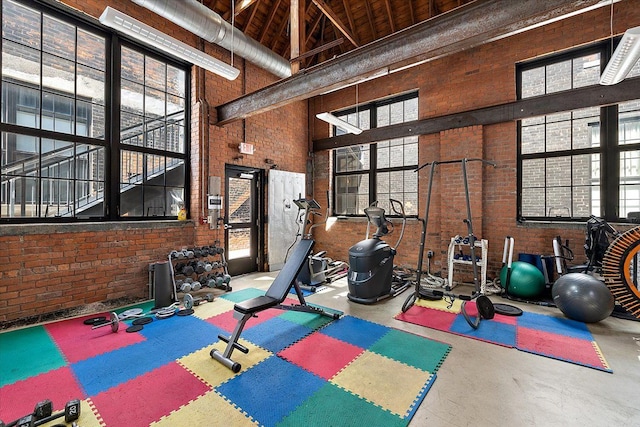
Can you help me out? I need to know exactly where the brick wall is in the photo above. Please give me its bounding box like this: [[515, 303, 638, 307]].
[[310, 1, 640, 281]]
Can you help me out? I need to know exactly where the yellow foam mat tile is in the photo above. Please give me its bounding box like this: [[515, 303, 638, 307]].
[[415, 296, 462, 313], [150, 389, 258, 427], [330, 351, 433, 417], [190, 297, 236, 320], [179, 341, 272, 388]]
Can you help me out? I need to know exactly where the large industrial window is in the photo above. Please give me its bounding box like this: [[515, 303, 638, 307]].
[[0, 0, 188, 222], [517, 44, 640, 222], [332, 92, 418, 216]]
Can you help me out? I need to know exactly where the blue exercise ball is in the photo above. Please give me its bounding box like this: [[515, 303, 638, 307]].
[[552, 273, 614, 323], [500, 261, 546, 298]]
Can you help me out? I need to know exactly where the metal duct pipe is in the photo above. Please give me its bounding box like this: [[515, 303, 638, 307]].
[[130, 0, 292, 79]]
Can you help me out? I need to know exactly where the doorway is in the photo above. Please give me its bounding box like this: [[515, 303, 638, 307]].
[[224, 165, 263, 276]]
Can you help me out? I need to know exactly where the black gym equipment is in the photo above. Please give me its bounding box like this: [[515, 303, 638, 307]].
[[347, 199, 411, 304], [293, 194, 348, 290], [183, 293, 214, 309], [4, 400, 53, 427], [33, 399, 80, 426], [210, 236, 342, 372], [402, 158, 500, 329]]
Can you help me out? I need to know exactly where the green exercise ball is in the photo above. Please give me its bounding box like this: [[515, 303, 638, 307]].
[[500, 261, 546, 298]]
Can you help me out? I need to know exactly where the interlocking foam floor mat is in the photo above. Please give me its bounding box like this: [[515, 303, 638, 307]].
[[0, 289, 451, 426]]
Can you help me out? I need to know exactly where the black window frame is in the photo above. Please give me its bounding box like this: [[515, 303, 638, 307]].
[[331, 91, 419, 217], [516, 40, 640, 224], [0, 0, 190, 223]]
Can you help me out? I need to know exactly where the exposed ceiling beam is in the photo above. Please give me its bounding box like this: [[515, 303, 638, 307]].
[[292, 38, 343, 62], [313, 77, 640, 151], [312, 0, 359, 47], [384, 0, 395, 33], [216, 0, 622, 125], [291, 0, 303, 73]]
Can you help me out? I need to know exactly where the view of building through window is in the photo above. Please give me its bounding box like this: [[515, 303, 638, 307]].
[[333, 92, 419, 216], [518, 45, 640, 221]]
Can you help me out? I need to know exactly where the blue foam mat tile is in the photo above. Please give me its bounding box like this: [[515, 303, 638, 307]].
[[320, 315, 389, 348], [516, 311, 593, 340], [72, 315, 223, 396], [216, 355, 325, 426], [242, 317, 313, 353], [449, 315, 517, 347]]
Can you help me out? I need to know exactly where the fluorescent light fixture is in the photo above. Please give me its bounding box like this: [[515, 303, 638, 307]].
[[99, 7, 240, 80], [600, 26, 640, 85], [316, 112, 363, 135]]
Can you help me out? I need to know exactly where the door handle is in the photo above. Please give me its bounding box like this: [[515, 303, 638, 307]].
[[224, 224, 232, 229]]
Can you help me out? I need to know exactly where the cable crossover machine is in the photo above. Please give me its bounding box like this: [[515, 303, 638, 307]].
[[402, 158, 502, 329]]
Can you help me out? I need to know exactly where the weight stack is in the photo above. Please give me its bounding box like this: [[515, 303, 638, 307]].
[[153, 261, 174, 309]]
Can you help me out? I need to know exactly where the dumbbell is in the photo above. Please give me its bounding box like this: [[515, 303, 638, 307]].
[[4, 400, 53, 427], [177, 280, 192, 293], [91, 312, 120, 333], [183, 293, 214, 309], [33, 399, 80, 426]]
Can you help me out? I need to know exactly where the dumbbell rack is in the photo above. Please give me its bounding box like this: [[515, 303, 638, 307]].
[[446, 236, 488, 293], [170, 244, 232, 297]]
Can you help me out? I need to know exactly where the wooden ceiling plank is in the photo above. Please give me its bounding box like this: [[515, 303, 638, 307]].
[[364, 0, 377, 40], [408, 0, 415, 25], [270, 8, 290, 50], [242, 0, 261, 33], [384, 0, 395, 33], [342, 0, 357, 39], [258, 0, 281, 43], [312, 0, 359, 47]]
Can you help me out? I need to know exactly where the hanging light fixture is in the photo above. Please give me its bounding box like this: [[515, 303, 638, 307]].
[[99, 6, 240, 80], [600, 25, 640, 85], [316, 113, 363, 135]]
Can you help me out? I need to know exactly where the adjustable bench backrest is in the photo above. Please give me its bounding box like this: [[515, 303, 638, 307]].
[[266, 238, 315, 301], [233, 239, 315, 315]]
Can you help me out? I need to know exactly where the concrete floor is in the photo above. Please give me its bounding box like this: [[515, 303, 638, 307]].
[[228, 271, 640, 427]]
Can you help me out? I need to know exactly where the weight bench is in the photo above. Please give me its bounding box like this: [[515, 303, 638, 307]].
[[210, 238, 341, 372]]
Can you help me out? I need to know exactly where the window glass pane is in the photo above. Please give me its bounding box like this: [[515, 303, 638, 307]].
[[121, 46, 144, 83], [546, 60, 572, 93], [390, 101, 404, 125], [121, 79, 144, 117], [572, 53, 600, 88], [228, 177, 252, 223], [521, 187, 545, 217], [619, 100, 640, 146], [2, 0, 41, 49], [620, 150, 640, 218], [43, 14, 75, 61], [166, 159, 185, 187], [546, 187, 571, 217], [2, 40, 41, 88], [521, 67, 545, 98], [146, 154, 164, 181], [335, 174, 368, 215], [145, 87, 165, 118], [521, 122, 544, 154], [121, 150, 144, 186], [404, 97, 418, 121], [167, 65, 185, 97], [77, 64, 105, 105], [521, 158, 545, 189], [335, 145, 369, 172], [545, 118, 571, 152], [572, 107, 600, 149], [377, 104, 389, 127], [77, 29, 105, 71], [43, 53, 75, 94], [145, 57, 166, 91]]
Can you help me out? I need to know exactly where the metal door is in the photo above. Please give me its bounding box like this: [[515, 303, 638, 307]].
[[225, 165, 261, 276]]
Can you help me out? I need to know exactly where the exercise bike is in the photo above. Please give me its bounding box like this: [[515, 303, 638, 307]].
[[291, 196, 348, 291], [347, 199, 411, 304]]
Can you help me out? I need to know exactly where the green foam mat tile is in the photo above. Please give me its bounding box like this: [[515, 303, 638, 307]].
[[276, 382, 406, 427], [278, 309, 335, 330], [219, 288, 265, 303], [0, 325, 66, 386], [369, 329, 452, 372]]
